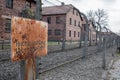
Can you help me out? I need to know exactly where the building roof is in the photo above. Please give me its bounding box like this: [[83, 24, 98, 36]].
[[26, 0, 36, 3], [42, 4, 73, 15]]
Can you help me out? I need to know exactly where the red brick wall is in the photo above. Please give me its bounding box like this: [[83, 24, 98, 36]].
[[89, 22, 96, 42], [66, 8, 82, 41], [42, 7, 83, 41], [0, 0, 36, 39], [42, 14, 66, 41]]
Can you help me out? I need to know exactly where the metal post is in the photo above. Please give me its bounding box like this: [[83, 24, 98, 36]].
[[35, 0, 42, 20], [102, 37, 106, 69], [79, 27, 82, 48], [18, 61, 25, 80], [89, 29, 91, 46], [96, 22, 102, 52], [96, 28, 98, 45], [83, 24, 89, 58], [61, 21, 66, 51], [35, 0, 42, 79], [25, 58, 36, 80], [80, 12, 89, 58]]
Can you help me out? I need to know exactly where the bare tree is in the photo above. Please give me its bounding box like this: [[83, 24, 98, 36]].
[[87, 10, 95, 21], [95, 9, 109, 27], [87, 9, 109, 27]]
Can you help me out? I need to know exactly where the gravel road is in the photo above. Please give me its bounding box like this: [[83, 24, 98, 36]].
[[0, 45, 119, 80], [39, 46, 119, 80]]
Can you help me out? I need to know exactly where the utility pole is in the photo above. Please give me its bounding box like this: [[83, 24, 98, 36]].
[[35, 0, 42, 79]]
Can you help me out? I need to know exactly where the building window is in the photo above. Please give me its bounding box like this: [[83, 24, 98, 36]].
[[78, 32, 80, 37], [78, 21, 80, 27], [70, 18, 72, 25], [5, 19, 11, 32], [56, 17, 60, 24], [73, 9, 74, 14], [76, 11, 78, 16], [47, 17, 51, 24], [6, 0, 13, 9], [69, 30, 71, 37], [55, 29, 61, 35], [74, 31, 76, 37], [26, 1, 31, 8], [48, 30, 52, 35], [74, 20, 76, 26]]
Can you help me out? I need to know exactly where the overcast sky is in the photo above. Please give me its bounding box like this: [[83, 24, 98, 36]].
[[42, 0, 120, 33]]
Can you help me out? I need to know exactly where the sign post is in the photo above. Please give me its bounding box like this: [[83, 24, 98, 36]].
[[11, 16, 47, 80]]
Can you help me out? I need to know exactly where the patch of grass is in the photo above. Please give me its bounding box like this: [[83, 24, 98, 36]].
[[48, 41, 61, 45], [117, 52, 120, 55], [0, 45, 11, 50]]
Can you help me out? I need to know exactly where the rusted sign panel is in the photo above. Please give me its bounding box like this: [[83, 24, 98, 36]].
[[11, 16, 48, 61]]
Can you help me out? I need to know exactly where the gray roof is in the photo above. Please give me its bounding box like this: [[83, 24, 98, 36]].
[[42, 5, 73, 15]]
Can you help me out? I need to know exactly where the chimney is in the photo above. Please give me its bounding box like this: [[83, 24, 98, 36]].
[[61, 2, 65, 6]]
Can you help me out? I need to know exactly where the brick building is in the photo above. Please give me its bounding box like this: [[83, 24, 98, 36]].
[[0, 0, 36, 39], [88, 20, 96, 45], [42, 3, 83, 41]]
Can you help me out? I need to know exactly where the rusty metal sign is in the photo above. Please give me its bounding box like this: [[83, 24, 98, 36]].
[[11, 16, 48, 61]]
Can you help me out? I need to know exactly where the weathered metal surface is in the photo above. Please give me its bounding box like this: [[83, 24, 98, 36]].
[[11, 16, 48, 61], [25, 58, 36, 80]]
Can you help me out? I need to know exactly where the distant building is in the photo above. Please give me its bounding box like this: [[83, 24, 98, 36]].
[[42, 3, 83, 41], [88, 20, 96, 45], [0, 0, 36, 39]]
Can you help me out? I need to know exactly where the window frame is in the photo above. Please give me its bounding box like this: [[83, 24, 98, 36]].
[[69, 30, 71, 37], [74, 31, 76, 37], [74, 20, 76, 26], [47, 17, 51, 24], [56, 17, 60, 24], [70, 18, 72, 25], [78, 32, 80, 37], [48, 30, 52, 35], [25, 1, 31, 8], [55, 29, 61, 35], [6, 0, 13, 9], [5, 19, 11, 33]]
